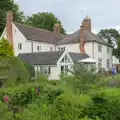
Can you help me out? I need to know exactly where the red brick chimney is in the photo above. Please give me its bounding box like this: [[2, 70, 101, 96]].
[[80, 26, 85, 53], [53, 24, 60, 34], [6, 11, 13, 47], [82, 16, 91, 32]]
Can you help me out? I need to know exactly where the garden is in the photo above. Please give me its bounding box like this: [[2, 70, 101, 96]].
[[1, 38, 120, 120]]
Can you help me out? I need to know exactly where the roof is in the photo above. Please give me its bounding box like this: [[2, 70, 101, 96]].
[[14, 22, 63, 44], [18, 51, 64, 65], [14, 22, 111, 46], [19, 51, 90, 65], [69, 52, 90, 62], [58, 30, 111, 46]]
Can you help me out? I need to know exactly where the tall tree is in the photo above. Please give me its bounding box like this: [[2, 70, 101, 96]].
[[0, 0, 24, 35], [98, 29, 120, 45], [25, 12, 65, 34]]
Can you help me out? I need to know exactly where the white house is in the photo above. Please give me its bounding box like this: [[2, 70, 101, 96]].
[[0, 11, 113, 79]]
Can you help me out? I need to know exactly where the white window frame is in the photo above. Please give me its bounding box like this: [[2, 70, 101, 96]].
[[37, 46, 41, 52], [18, 43, 22, 50]]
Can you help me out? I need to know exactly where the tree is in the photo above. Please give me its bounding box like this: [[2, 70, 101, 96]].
[[0, 0, 24, 35], [0, 38, 14, 57], [98, 29, 120, 45], [113, 37, 120, 60], [25, 12, 65, 34]]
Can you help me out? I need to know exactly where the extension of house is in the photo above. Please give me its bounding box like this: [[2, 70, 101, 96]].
[[1, 11, 113, 80]]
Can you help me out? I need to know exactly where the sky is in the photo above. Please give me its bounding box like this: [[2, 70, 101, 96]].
[[15, 0, 120, 34]]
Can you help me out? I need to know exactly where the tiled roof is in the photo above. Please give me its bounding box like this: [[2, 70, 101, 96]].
[[14, 22, 63, 44], [58, 30, 111, 46], [18, 51, 64, 65], [69, 52, 90, 62], [14, 22, 111, 46], [19, 51, 90, 65]]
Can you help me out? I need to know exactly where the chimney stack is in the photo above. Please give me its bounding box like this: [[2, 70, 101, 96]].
[[80, 26, 85, 53], [53, 24, 60, 34], [6, 11, 13, 47], [82, 16, 91, 32]]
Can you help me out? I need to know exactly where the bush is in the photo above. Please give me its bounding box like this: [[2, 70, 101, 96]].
[[0, 56, 29, 87]]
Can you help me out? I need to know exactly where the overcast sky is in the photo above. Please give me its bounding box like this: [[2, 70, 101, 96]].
[[15, 0, 120, 34]]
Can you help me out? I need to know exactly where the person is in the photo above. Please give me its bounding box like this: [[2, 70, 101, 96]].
[[112, 65, 117, 75]]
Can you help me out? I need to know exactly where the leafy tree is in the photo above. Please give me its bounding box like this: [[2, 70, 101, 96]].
[[113, 37, 120, 60], [25, 12, 65, 34], [0, 38, 14, 57], [0, 0, 24, 35], [98, 29, 120, 45]]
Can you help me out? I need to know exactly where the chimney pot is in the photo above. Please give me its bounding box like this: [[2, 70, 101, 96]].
[[82, 16, 91, 32], [53, 23, 60, 34]]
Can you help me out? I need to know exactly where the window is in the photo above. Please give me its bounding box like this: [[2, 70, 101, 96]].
[[48, 66, 51, 74], [98, 45, 102, 52], [107, 47, 110, 53], [37, 46, 41, 51], [49, 47, 53, 51], [40, 66, 51, 75], [61, 66, 68, 76], [107, 60, 110, 68], [18, 43, 22, 50], [58, 47, 65, 51], [60, 54, 71, 63]]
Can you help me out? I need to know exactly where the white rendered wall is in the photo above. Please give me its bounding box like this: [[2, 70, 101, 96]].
[[93, 43, 112, 70], [13, 24, 32, 56], [34, 65, 60, 80], [32, 41, 55, 52], [56, 43, 80, 53]]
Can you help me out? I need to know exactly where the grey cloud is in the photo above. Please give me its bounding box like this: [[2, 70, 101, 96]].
[[16, 0, 120, 33]]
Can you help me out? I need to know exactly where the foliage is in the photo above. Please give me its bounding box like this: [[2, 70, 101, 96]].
[[23, 62, 35, 79], [0, 0, 24, 35], [61, 63, 99, 94], [25, 12, 65, 34], [98, 28, 120, 45], [0, 56, 29, 87], [1, 64, 120, 119], [113, 37, 120, 60], [0, 38, 14, 56]]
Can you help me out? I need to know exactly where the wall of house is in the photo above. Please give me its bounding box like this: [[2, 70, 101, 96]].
[[56, 43, 80, 53], [92, 42, 112, 70], [2, 23, 56, 56], [34, 65, 60, 80], [12, 24, 32, 56], [57, 42, 113, 70], [32, 41, 55, 52]]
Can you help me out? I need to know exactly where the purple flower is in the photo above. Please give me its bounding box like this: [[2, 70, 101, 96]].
[[4, 96, 9, 102], [36, 88, 39, 93]]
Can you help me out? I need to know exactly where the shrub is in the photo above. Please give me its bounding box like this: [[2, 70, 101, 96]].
[[0, 56, 29, 87]]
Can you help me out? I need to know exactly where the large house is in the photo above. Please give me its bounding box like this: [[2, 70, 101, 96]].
[[1, 11, 113, 80]]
